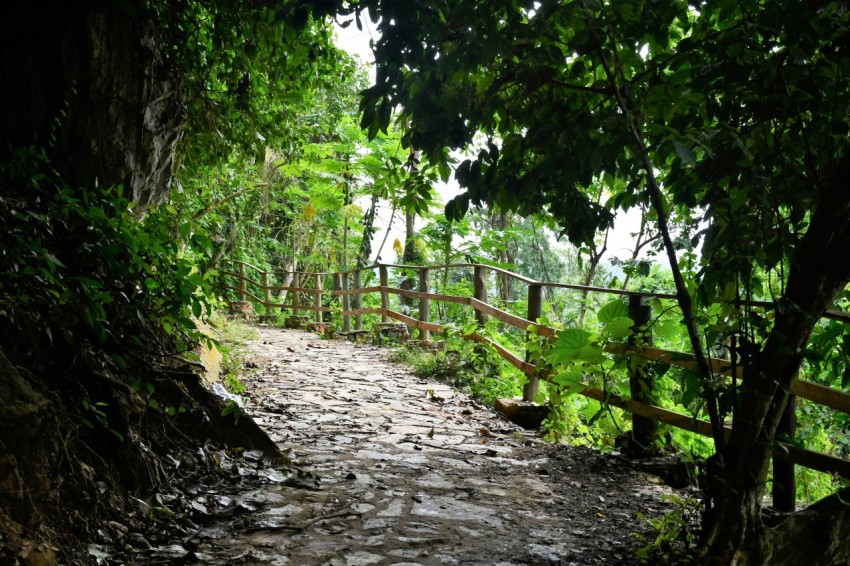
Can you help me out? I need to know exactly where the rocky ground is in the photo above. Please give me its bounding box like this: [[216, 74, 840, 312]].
[[120, 325, 691, 565]]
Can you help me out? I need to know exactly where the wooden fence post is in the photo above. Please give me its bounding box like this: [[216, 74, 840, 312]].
[[239, 263, 247, 303], [263, 271, 271, 312], [354, 270, 363, 330], [628, 294, 656, 453], [292, 272, 300, 316], [342, 272, 351, 332], [379, 265, 390, 323], [773, 394, 797, 512], [473, 265, 488, 326], [419, 268, 431, 341], [523, 283, 543, 402], [315, 274, 323, 323]]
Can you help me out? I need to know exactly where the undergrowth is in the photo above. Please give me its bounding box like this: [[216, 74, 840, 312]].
[[0, 145, 216, 367], [207, 311, 257, 395], [0, 145, 265, 561], [633, 493, 702, 564], [387, 340, 520, 404]]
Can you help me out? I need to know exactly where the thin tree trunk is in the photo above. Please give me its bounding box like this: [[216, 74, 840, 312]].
[[399, 150, 422, 309], [577, 228, 608, 327], [372, 204, 397, 264], [620, 206, 659, 290], [495, 210, 516, 303], [356, 193, 379, 269], [594, 36, 725, 452], [400, 209, 418, 310], [342, 182, 351, 270]]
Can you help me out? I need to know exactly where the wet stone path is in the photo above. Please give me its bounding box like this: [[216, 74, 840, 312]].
[[195, 326, 680, 565]]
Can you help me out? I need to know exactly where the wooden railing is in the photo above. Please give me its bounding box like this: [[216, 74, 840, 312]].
[[218, 259, 850, 509]]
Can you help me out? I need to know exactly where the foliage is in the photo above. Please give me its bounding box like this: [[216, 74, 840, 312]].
[[634, 493, 702, 564], [18, 0, 844, 558], [0, 146, 214, 366], [388, 336, 521, 405], [153, 0, 343, 167], [342, 0, 850, 559]]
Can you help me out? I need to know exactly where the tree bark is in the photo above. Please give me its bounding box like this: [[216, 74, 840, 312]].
[[576, 228, 608, 327], [400, 209, 422, 310], [699, 158, 850, 564], [400, 150, 423, 309], [1, 1, 184, 213], [492, 210, 515, 302]]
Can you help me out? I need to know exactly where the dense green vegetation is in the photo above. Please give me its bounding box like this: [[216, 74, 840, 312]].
[[336, 1, 850, 563], [2, 0, 849, 563]]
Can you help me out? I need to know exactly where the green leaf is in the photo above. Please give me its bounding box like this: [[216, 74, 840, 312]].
[[672, 140, 696, 166], [44, 252, 67, 268], [597, 299, 628, 324], [548, 328, 592, 364], [552, 369, 586, 396], [553, 369, 584, 387], [653, 319, 684, 343], [681, 370, 701, 408], [461, 322, 478, 336], [576, 344, 606, 365], [152, 506, 175, 519], [604, 316, 634, 339]]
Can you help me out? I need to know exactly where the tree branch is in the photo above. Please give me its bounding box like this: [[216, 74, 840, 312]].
[[592, 30, 726, 452], [191, 183, 269, 222]]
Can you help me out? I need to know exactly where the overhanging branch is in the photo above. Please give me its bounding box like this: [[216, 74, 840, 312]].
[[593, 34, 726, 453]]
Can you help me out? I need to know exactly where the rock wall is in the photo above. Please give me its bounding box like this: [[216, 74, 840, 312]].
[[1, 1, 184, 213]]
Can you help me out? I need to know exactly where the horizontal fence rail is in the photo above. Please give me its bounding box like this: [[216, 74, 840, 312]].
[[217, 259, 850, 500]]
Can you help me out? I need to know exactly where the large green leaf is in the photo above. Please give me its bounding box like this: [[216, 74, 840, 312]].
[[604, 316, 634, 340], [552, 369, 586, 396], [548, 328, 592, 365], [597, 299, 628, 324]]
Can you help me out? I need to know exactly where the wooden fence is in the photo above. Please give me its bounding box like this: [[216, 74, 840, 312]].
[[218, 259, 850, 510]]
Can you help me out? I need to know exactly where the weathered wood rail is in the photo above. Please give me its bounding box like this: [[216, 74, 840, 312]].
[[218, 259, 850, 509]]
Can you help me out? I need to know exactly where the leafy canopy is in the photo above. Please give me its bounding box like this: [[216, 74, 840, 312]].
[[351, 0, 849, 296]]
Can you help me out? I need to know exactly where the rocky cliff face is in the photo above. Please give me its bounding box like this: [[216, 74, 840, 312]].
[[1, 2, 184, 213]]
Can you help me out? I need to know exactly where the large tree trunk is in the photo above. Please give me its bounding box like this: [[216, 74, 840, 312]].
[[699, 160, 850, 564], [1, 1, 184, 213]]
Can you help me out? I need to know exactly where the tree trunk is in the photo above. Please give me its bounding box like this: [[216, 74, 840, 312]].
[[491, 210, 515, 302], [400, 209, 421, 310], [699, 159, 850, 564], [1, 2, 185, 213], [768, 486, 850, 565], [577, 228, 608, 327], [356, 193, 379, 268], [399, 150, 423, 310]]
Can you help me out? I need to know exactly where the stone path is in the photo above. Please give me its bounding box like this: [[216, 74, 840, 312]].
[[193, 326, 680, 565]]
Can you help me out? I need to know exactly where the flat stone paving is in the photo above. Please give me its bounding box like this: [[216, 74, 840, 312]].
[[200, 326, 678, 565]]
